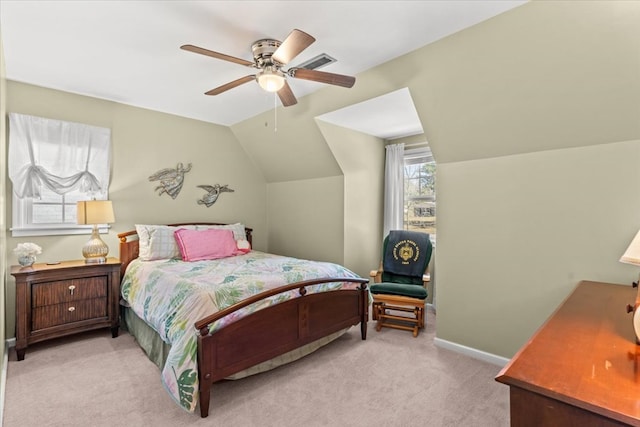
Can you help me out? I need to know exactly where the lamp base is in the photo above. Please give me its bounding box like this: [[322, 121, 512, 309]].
[[84, 256, 107, 264], [82, 225, 109, 264]]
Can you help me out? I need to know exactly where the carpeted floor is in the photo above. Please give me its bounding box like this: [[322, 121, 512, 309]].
[[3, 308, 509, 426]]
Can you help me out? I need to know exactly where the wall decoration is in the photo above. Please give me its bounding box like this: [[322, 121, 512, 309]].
[[148, 162, 192, 199], [197, 184, 234, 207]]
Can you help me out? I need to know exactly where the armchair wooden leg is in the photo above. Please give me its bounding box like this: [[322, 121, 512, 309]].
[[370, 299, 427, 337], [416, 306, 425, 328]]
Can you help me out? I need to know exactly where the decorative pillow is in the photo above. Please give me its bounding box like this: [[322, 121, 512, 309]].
[[135, 224, 197, 261], [196, 223, 246, 241], [236, 239, 251, 254], [174, 228, 240, 261]]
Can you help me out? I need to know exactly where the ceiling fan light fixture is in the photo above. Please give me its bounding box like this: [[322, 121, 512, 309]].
[[257, 67, 285, 92]]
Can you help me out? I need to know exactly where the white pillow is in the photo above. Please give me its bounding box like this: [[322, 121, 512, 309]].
[[135, 224, 196, 261], [196, 223, 247, 241]]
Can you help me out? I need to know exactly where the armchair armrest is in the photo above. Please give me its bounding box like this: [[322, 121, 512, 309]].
[[370, 262, 383, 283], [422, 273, 430, 287], [370, 270, 382, 283]]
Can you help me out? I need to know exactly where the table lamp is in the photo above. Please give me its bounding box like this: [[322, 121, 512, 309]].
[[77, 200, 115, 263], [620, 229, 640, 344]]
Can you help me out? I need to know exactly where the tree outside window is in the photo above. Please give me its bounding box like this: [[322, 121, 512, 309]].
[[404, 149, 435, 235]]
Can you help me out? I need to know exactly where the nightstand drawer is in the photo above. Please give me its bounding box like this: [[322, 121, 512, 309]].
[[32, 276, 107, 307], [32, 297, 108, 330]]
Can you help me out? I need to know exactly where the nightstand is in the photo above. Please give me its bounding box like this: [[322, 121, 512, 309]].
[[11, 258, 121, 361]]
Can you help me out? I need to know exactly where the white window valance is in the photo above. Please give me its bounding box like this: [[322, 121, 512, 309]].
[[8, 113, 111, 199]]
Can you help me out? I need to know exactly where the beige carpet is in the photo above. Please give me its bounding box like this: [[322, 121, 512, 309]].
[[3, 308, 509, 426]]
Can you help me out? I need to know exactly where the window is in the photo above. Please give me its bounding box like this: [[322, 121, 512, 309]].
[[12, 187, 108, 237], [403, 147, 435, 237], [8, 113, 111, 237]]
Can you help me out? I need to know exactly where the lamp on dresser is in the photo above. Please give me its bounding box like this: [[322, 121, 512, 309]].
[[619, 228, 640, 344], [77, 200, 115, 263]]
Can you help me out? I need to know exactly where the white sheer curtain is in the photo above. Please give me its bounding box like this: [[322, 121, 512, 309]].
[[383, 143, 405, 237], [8, 113, 111, 199]]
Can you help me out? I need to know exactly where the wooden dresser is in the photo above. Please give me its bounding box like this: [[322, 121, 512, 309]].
[[496, 280, 640, 426], [11, 258, 121, 361]]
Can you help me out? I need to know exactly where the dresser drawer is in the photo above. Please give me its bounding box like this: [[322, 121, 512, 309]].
[[32, 297, 108, 330], [32, 276, 108, 307]]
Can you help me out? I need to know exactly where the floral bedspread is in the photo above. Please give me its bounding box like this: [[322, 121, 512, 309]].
[[120, 251, 361, 413]]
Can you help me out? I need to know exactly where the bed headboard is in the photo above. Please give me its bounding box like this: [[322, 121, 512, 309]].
[[117, 223, 253, 278]]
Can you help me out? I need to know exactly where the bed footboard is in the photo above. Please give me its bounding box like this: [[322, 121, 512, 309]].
[[195, 277, 369, 418]]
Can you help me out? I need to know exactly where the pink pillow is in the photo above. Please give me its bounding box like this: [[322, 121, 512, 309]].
[[174, 228, 240, 261]]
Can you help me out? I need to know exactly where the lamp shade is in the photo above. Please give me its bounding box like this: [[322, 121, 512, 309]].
[[77, 200, 115, 225], [620, 229, 640, 266], [257, 68, 285, 92]]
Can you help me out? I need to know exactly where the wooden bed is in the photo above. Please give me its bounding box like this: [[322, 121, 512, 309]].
[[117, 223, 369, 418]]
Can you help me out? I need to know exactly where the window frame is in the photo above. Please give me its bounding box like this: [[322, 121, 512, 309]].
[[403, 146, 436, 242], [11, 191, 110, 237]]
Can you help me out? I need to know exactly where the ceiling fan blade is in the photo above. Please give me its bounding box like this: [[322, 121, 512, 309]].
[[205, 75, 256, 95], [181, 44, 254, 67], [289, 68, 355, 88], [272, 29, 316, 65], [277, 81, 298, 107]]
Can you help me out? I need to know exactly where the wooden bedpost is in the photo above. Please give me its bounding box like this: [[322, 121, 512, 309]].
[[360, 282, 368, 340], [197, 334, 212, 418]]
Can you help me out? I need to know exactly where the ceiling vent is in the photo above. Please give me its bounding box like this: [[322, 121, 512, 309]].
[[296, 53, 337, 70]]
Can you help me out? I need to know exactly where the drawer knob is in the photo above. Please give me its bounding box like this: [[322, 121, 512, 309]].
[[68, 285, 76, 295], [68, 306, 75, 312]]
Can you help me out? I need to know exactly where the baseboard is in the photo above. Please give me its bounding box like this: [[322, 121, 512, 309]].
[[433, 337, 510, 367], [5, 338, 14, 349]]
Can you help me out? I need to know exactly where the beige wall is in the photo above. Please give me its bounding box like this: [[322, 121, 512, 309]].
[[266, 175, 344, 264], [426, 1, 640, 357], [252, 119, 384, 278], [316, 121, 385, 278], [230, 89, 346, 184], [436, 140, 640, 356], [4, 81, 267, 338]]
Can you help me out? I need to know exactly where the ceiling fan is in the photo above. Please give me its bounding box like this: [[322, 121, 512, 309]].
[[180, 29, 356, 107]]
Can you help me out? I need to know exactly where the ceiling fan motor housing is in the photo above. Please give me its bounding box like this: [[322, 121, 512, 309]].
[[251, 39, 283, 67]]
